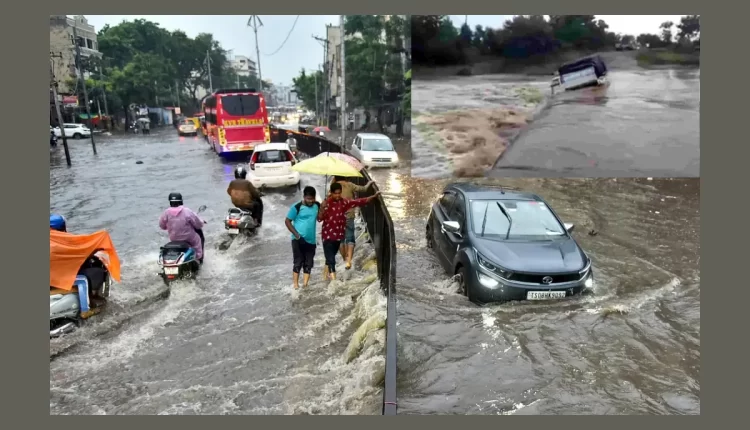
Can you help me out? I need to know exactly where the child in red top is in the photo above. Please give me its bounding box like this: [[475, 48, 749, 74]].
[[318, 181, 380, 280]]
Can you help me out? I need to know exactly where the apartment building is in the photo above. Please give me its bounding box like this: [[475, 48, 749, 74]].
[[229, 54, 257, 77], [49, 15, 102, 94]]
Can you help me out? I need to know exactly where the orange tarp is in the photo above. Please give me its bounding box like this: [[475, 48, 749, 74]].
[[50, 230, 121, 290]]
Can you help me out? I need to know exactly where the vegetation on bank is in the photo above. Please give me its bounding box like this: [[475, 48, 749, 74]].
[[412, 15, 700, 70], [67, 19, 273, 117], [636, 50, 700, 66]]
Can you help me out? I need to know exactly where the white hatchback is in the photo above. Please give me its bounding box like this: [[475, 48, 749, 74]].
[[349, 133, 399, 168], [248, 143, 301, 188]]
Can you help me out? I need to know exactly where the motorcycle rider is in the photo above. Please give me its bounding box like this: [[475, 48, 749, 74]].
[[227, 165, 264, 226], [158, 193, 206, 264], [49, 214, 107, 303]]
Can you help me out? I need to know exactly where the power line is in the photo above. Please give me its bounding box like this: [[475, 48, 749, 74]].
[[263, 15, 300, 56]]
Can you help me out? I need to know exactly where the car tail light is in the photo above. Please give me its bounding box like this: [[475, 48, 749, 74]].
[[250, 153, 258, 170]]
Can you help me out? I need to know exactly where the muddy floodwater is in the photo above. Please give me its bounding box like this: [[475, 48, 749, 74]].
[[365, 164, 700, 415], [412, 55, 700, 179], [50, 130, 388, 415]]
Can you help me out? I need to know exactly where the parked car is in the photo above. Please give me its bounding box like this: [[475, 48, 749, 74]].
[[349, 133, 399, 169], [248, 143, 301, 189], [177, 118, 198, 136], [426, 183, 594, 304], [53, 123, 91, 139]]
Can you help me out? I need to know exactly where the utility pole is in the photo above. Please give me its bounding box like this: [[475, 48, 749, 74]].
[[247, 16, 264, 92], [313, 34, 330, 126], [50, 54, 71, 166], [73, 26, 97, 155], [99, 65, 110, 130], [339, 15, 346, 151], [175, 79, 180, 108], [314, 70, 319, 124], [205, 50, 213, 93]]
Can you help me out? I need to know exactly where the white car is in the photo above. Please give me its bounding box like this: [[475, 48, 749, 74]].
[[248, 143, 301, 189], [349, 133, 399, 169], [53, 123, 91, 139]]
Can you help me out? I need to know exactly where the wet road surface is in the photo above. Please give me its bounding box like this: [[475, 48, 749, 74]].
[[412, 61, 699, 178], [49, 129, 388, 415], [365, 164, 700, 415], [491, 69, 700, 177]]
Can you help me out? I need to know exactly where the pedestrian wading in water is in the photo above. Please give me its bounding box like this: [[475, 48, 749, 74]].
[[318, 182, 380, 281], [331, 176, 375, 270], [285, 186, 321, 289]]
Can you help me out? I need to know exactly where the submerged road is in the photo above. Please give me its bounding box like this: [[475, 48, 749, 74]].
[[490, 68, 700, 177], [50, 129, 388, 415]]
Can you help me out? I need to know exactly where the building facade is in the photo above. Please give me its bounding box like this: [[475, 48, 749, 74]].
[[49, 15, 102, 95], [230, 55, 257, 77]]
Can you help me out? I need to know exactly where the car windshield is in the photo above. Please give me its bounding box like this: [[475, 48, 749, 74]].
[[471, 199, 566, 240], [362, 138, 394, 151]]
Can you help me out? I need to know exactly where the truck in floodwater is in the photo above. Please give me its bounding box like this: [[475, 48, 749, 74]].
[[552, 54, 609, 92]]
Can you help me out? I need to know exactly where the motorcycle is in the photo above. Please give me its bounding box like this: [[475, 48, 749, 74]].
[[50, 230, 121, 338], [224, 207, 258, 236], [158, 205, 207, 284]]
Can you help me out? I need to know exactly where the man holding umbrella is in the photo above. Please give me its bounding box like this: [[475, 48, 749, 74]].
[[318, 182, 380, 281], [331, 175, 374, 270]]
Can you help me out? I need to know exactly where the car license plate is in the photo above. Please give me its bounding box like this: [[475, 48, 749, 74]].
[[228, 228, 239, 235], [527, 291, 566, 300], [164, 267, 179, 275]]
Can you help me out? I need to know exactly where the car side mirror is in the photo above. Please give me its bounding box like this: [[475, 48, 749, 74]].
[[564, 223, 575, 233], [442, 220, 461, 235]]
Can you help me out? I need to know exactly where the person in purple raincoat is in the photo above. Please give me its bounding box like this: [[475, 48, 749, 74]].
[[158, 192, 206, 263]]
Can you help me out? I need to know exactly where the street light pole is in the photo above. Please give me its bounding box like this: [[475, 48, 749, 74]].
[[73, 26, 97, 155]]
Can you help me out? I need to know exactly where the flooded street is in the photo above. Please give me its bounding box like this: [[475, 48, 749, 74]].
[[367, 160, 700, 415], [49, 129, 388, 415], [412, 56, 699, 178]]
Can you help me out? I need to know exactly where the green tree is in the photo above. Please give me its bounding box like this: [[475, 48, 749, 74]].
[[677, 15, 700, 41], [660, 21, 675, 45], [291, 69, 323, 112]]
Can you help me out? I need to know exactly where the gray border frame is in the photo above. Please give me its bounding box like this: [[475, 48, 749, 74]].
[[32, 1, 721, 420]]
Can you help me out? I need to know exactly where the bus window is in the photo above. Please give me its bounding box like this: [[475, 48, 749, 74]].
[[220, 94, 261, 117]]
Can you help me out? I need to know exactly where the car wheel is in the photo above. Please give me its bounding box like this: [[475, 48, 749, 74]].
[[426, 224, 435, 249], [73, 133, 82, 139], [455, 266, 468, 296]]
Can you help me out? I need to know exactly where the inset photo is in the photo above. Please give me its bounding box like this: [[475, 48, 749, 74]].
[[411, 15, 700, 178]]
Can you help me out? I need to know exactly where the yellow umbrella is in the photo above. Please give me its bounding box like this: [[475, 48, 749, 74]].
[[292, 155, 363, 178]]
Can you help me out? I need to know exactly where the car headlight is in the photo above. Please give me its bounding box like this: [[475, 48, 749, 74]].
[[475, 249, 513, 279], [392, 154, 399, 162], [584, 275, 594, 289], [477, 272, 500, 289]]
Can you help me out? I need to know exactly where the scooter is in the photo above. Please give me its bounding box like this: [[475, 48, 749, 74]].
[[224, 207, 258, 236], [157, 205, 207, 284], [50, 253, 113, 337]]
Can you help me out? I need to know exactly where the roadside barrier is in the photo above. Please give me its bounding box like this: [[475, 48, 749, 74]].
[[278, 127, 398, 416]]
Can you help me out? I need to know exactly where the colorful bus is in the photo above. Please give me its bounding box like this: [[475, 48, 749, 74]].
[[203, 88, 271, 156]]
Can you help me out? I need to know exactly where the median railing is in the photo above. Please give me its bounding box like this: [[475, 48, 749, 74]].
[[274, 127, 398, 416]]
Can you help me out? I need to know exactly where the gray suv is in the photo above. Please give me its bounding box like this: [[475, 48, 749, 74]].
[[426, 183, 594, 304]]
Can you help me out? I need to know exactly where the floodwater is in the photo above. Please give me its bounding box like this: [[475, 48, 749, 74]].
[[49, 129, 388, 415], [367, 164, 700, 415], [412, 65, 700, 178], [364, 143, 699, 414]]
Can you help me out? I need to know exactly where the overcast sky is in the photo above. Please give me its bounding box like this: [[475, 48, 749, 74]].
[[449, 15, 688, 36], [82, 15, 339, 86]]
